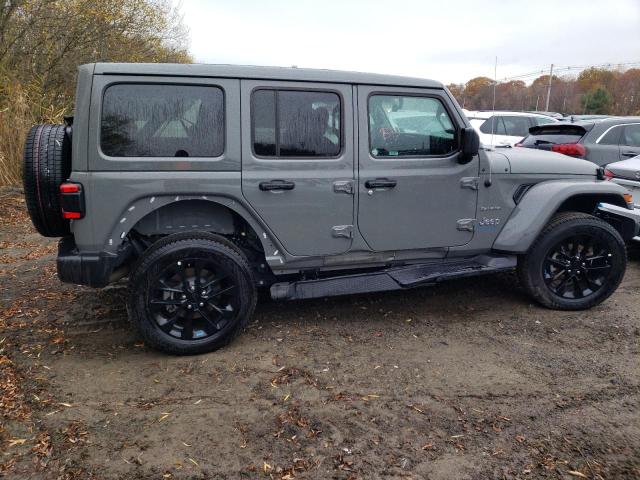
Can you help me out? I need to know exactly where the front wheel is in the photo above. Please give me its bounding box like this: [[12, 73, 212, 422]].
[[127, 232, 257, 354], [518, 212, 627, 310]]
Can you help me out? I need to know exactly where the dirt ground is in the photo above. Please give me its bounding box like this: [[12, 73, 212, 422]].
[[1, 186, 639, 480]]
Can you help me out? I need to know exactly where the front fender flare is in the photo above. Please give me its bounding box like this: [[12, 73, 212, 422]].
[[493, 180, 628, 253]]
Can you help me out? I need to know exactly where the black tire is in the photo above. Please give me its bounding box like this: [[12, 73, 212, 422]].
[[518, 212, 627, 310], [127, 232, 257, 355], [23, 124, 72, 237]]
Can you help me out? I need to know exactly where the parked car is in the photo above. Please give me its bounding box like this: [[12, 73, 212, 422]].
[[605, 155, 640, 207], [517, 117, 640, 166], [22, 63, 640, 354], [466, 110, 558, 147]]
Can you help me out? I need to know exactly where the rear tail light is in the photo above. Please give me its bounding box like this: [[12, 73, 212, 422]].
[[551, 143, 586, 158], [603, 169, 615, 180], [59, 182, 85, 220]]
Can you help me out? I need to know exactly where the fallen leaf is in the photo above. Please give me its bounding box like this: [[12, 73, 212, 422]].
[[8, 438, 27, 447], [567, 471, 588, 479], [188, 458, 199, 466], [159, 412, 171, 421]]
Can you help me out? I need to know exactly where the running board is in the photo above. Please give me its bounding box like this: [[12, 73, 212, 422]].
[[270, 255, 517, 301]]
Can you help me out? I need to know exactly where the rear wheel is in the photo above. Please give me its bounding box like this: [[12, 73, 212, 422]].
[[518, 212, 626, 310], [127, 232, 257, 354]]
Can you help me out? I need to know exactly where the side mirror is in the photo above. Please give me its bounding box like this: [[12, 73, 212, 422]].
[[459, 127, 480, 164]]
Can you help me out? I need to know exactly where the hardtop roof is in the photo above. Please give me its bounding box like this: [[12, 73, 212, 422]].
[[90, 63, 444, 89]]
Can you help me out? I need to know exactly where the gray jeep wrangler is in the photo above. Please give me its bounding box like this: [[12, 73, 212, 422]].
[[23, 63, 640, 354]]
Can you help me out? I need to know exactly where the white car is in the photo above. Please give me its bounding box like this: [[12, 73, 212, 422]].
[[605, 155, 640, 241], [465, 110, 558, 147], [605, 155, 640, 208]]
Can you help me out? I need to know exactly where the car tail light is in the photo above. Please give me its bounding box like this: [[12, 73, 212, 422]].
[[59, 182, 85, 220], [551, 143, 586, 158], [603, 169, 615, 180]]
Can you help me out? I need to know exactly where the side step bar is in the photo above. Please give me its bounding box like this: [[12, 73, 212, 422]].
[[270, 255, 517, 301]]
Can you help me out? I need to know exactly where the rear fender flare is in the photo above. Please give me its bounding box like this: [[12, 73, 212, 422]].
[[493, 180, 628, 253], [103, 195, 283, 263]]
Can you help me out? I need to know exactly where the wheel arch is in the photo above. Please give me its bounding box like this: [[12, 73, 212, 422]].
[[493, 180, 630, 253], [104, 195, 282, 261]]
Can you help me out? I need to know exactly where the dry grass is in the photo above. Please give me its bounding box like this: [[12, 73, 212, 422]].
[[0, 73, 68, 187]]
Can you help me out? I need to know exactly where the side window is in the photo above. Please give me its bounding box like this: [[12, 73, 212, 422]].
[[101, 84, 224, 157], [598, 126, 622, 145], [368, 95, 456, 157], [479, 116, 506, 135], [501, 116, 531, 137], [251, 89, 341, 158], [621, 124, 640, 147]]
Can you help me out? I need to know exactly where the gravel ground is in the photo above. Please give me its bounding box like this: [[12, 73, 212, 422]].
[[1, 187, 639, 479]]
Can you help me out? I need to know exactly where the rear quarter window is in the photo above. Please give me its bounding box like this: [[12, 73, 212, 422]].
[[101, 84, 224, 157]]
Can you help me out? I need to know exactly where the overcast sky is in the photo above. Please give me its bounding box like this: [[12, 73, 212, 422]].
[[180, 0, 640, 85]]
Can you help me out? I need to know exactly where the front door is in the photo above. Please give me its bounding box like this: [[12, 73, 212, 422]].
[[357, 86, 479, 252], [241, 80, 354, 256]]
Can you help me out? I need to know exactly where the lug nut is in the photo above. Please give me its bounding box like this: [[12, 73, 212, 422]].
[[177, 261, 182, 266], [201, 290, 207, 295], [199, 302, 204, 307], [187, 304, 192, 310], [181, 294, 186, 299]]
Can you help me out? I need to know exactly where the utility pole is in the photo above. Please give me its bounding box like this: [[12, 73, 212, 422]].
[[545, 63, 554, 111]]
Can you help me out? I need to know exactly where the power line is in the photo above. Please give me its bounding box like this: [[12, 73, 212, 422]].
[[499, 60, 640, 82]]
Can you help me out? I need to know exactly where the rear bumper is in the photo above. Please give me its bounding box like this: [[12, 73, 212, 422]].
[[57, 236, 117, 288]]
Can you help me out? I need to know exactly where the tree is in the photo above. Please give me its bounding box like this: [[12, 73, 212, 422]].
[[581, 87, 613, 114], [0, 0, 192, 185]]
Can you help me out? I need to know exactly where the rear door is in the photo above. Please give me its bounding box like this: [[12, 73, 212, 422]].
[[357, 86, 479, 251], [241, 80, 354, 256], [620, 123, 640, 160]]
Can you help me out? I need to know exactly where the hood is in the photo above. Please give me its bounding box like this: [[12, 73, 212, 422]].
[[606, 155, 640, 180], [501, 147, 598, 175]]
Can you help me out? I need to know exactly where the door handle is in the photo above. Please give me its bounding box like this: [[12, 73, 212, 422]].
[[621, 151, 639, 158], [365, 178, 397, 189], [259, 180, 295, 191]]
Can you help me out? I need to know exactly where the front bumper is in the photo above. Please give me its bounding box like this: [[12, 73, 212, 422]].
[[57, 236, 117, 287], [597, 203, 640, 241]]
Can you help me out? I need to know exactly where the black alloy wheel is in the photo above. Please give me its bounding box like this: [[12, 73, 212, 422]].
[[518, 212, 626, 310], [542, 235, 613, 299], [148, 258, 239, 341], [128, 232, 257, 354]]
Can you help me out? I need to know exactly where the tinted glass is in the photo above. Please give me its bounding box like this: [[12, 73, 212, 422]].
[[101, 84, 224, 157], [369, 95, 456, 157], [598, 126, 622, 145], [501, 116, 531, 137], [479, 116, 506, 135], [251, 89, 341, 158], [252, 90, 276, 156], [278, 91, 340, 157], [622, 124, 640, 147]]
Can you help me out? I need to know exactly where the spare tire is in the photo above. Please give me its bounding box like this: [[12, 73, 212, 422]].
[[23, 124, 72, 237]]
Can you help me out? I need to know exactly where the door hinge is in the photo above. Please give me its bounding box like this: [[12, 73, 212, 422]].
[[457, 218, 476, 232], [333, 180, 354, 195], [331, 225, 353, 238], [460, 177, 479, 190]]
